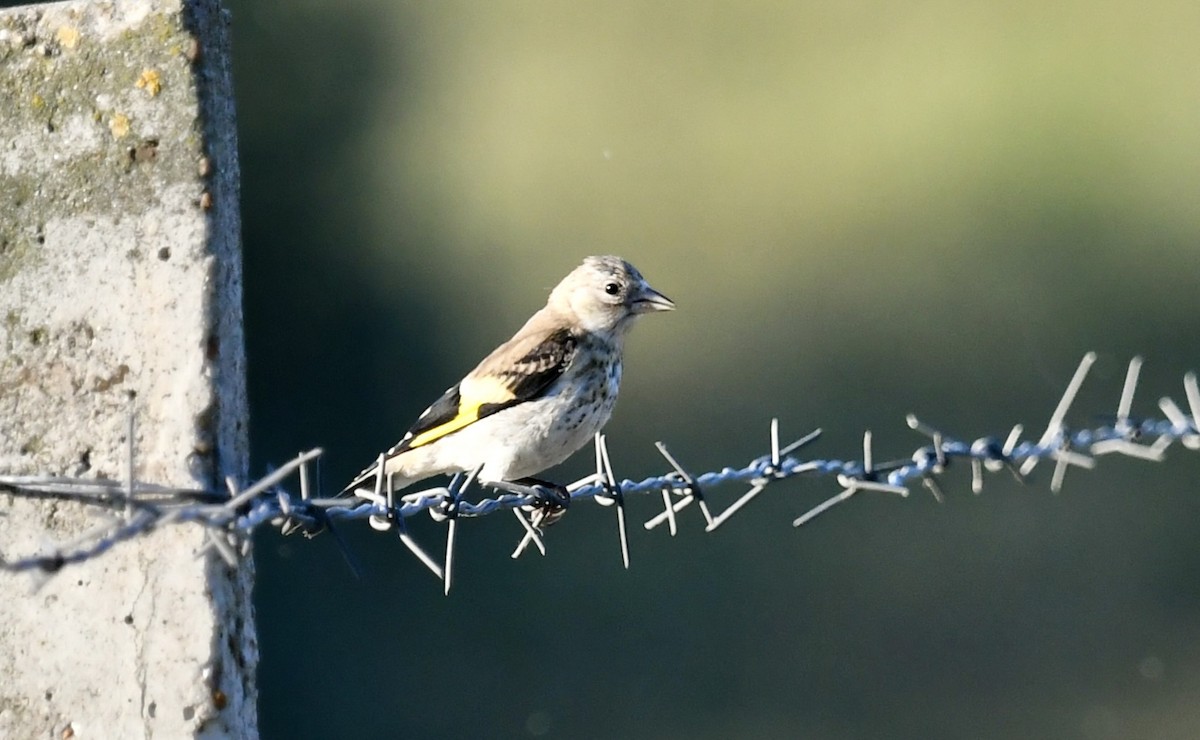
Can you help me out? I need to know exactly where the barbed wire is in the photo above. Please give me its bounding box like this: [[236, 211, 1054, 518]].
[[2, 353, 1198, 593]]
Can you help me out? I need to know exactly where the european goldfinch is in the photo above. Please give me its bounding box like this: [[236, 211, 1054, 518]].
[[341, 255, 675, 501]]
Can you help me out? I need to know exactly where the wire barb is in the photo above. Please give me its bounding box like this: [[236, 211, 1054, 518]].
[[706, 420, 819, 532], [1020, 352, 1096, 476], [645, 441, 710, 533]]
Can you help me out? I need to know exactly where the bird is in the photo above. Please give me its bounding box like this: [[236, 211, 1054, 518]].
[[340, 255, 675, 518]]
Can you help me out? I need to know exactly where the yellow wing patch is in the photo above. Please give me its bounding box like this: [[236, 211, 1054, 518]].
[[404, 375, 515, 450]]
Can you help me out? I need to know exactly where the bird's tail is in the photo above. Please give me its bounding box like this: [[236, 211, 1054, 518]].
[[338, 460, 414, 498]]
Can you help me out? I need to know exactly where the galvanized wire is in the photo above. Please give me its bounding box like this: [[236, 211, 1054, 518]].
[[2, 354, 1198, 592]]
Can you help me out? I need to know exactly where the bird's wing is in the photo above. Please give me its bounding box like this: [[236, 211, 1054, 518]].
[[398, 325, 578, 452], [341, 321, 578, 495]]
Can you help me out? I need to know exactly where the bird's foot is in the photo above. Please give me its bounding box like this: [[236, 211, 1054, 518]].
[[523, 478, 571, 529], [518, 477, 571, 508], [489, 477, 571, 529]]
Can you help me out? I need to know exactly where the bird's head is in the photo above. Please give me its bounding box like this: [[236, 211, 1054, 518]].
[[549, 255, 675, 335]]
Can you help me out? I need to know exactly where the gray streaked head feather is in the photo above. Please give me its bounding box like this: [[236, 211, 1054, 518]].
[[547, 255, 674, 335]]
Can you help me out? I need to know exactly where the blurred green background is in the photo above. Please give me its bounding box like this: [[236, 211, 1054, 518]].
[[225, 1, 1200, 738]]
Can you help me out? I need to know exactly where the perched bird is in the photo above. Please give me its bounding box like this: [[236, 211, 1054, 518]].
[[341, 255, 675, 510]]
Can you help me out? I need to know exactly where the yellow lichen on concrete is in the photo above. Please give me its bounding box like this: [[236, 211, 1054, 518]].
[[109, 112, 130, 138], [55, 25, 79, 50], [136, 68, 161, 96]]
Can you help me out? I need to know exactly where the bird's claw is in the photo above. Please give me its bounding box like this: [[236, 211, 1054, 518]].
[[519, 479, 571, 529], [528, 499, 569, 530], [530, 483, 570, 509]]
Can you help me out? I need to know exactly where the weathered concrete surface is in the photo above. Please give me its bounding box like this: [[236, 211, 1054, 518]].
[[0, 0, 254, 737]]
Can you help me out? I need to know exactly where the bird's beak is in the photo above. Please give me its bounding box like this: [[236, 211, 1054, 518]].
[[631, 283, 676, 313]]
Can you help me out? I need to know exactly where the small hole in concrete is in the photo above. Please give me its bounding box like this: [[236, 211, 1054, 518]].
[[129, 139, 159, 164], [123, 614, 133, 625], [182, 705, 195, 721], [157, 247, 170, 261]]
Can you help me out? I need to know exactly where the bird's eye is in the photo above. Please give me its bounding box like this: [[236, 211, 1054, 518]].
[[604, 282, 621, 296]]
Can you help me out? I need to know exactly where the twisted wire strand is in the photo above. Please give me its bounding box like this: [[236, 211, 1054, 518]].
[[2, 354, 1198, 591]]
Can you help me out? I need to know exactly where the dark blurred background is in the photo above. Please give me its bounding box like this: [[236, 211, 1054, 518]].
[[223, 2, 1200, 738]]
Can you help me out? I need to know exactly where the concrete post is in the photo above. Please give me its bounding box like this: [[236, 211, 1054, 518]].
[[0, 0, 254, 737]]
